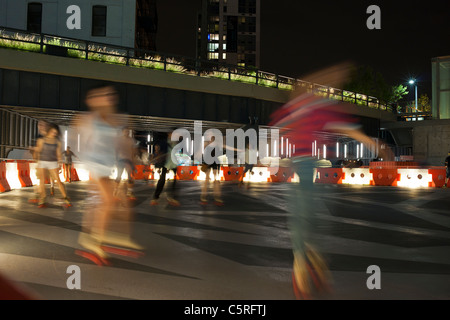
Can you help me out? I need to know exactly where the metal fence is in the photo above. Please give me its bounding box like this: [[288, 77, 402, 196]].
[[0, 107, 39, 158]]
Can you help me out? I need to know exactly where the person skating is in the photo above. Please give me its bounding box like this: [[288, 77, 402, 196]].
[[114, 128, 137, 201], [72, 84, 143, 261], [150, 131, 180, 206], [62, 146, 78, 183], [34, 123, 71, 208]]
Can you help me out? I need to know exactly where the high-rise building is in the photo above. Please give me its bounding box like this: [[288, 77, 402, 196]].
[[197, 0, 260, 69], [135, 0, 158, 52], [0, 0, 158, 51]]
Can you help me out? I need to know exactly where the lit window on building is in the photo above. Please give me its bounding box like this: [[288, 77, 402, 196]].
[[208, 43, 219, 51], [208, 33, 219, 41], [208, 52, 219, 60]]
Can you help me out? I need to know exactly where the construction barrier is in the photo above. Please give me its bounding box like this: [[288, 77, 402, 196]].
[[0, 160, 449, 190], [369, 161, 419, 168], [342, 168, 373, 185], [133, 165, 153, 181], [0, 161, 11, 193], [315, 168, 344, 184], [370, 168, 400, 186], [221, 166, 244, 181], [242, 166, 272, 183], [16, 160, 33, 187], [397, 168, 432, 188], [269, 167, 295, 182], [177, 166, 200, 180], [62, 164, 80, 182], [428, 167, 448, 188]]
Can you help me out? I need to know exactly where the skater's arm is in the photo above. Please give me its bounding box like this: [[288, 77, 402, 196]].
[[56, 141, 63, 163], [34, 138, 44, 161]]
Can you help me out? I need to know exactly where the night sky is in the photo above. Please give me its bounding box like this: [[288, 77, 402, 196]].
[[156, 0, 450, 97]]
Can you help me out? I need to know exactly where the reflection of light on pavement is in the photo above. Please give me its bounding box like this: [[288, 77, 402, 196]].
[[397, 169, 432, 188]]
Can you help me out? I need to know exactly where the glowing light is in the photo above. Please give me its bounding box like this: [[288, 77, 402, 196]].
[[242, 166, 271, 183], [5, 162, 22, 190], [341, 168, 372, 185], [323, 145, 327, 159], [77, 134, 80, 153], [186, 137, 190, 154], [397, 169, 432, 188], [344, 144, 347, 158], [336, 142, 339, 158], [29, 162, 39, 185], [64, 130, 68, 150]]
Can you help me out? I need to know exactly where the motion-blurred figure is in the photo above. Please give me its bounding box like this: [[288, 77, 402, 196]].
[[114, 128, 137, 201], [270, 62, 393, 299], [62, 146, 78, 183], [29, 120, 49, 204], [239, 140, 255, 189], [73, 84, 143, 262], [150, 130, 180, 206], [34, 123, 70, 208], [200, 133, 223, 205], [135, 144, 151, 183]]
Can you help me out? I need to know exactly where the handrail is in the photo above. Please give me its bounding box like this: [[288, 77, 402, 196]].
[[0, 26, 394, 112]]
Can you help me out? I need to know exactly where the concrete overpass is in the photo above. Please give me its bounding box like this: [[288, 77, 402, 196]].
[[0, 46, 397, 159]]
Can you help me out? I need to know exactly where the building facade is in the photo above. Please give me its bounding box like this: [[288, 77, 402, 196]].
[[432, 55, 450, 120], [0, 0, 137, 48], [197, 0, 260, 69]]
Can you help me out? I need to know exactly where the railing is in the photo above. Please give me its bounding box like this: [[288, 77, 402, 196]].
[[0, 26, 393, 112], [397, 111, 432, 121]]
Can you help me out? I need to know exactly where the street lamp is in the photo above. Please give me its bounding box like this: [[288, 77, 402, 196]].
[[408, 79, 418, 112]]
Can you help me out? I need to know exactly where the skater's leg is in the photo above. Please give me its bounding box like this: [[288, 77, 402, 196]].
[[201, 166, 210, 202], [152, 167, 167, 204], [50, 168, 68, 200]]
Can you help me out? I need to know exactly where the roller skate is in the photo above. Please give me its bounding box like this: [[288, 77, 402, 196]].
[[50, 185, 54, 196], [127, 190, 137, 201], [213, 198, 224, 206], [28, 197, 39, 204], [37, 197, 47, 208], [76, 232, 110, 266], [167, 197, 180, 207], [62, 197, 72, 208], [199, 197, 208, 206], [100, 232, 144, 259], [292, 245, 332, 300], [150, 199, 159, 206]]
